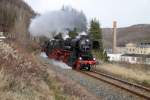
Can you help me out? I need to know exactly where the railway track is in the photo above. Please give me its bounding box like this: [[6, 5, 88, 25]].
[[79, 70, 150, 100]]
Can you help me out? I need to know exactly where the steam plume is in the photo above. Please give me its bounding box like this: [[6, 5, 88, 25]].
[[29, 6, 87, 39], [40, 52, 71, 69]]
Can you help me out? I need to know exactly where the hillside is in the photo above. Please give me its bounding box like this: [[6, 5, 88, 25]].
[[0, 0, 35, 43], [102, 24, 150, 48]]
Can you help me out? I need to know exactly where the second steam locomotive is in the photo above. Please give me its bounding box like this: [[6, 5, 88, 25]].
[[43, 32, 97, 71]]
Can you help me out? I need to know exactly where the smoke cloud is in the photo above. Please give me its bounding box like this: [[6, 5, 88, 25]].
[[29, 6, 87, 39]]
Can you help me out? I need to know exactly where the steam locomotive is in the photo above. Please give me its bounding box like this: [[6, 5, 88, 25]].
[[43, 33, 98, 71]]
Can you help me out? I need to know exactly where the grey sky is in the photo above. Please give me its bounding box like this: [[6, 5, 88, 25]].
[[24, 0, 150, 27]]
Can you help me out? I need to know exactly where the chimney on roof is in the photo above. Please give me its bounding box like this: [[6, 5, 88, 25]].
[[112, 21, 117, 53]]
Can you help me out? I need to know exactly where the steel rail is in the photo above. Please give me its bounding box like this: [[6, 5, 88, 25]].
[[78, 71, 150, 100], [94, 71, 150, 92]]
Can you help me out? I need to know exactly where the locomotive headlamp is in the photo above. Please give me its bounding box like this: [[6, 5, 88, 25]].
[[86, 39, 89, 42], [79, 57, 82, 60], [93, 57, 96, 61]]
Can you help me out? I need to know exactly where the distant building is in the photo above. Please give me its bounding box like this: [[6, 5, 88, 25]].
[[0, 32, 6, 41], [121, 54, 150, 65], [107, 42, 150, 65], [107, 21, 150, 65], [138, 42, 150, 48], [125, 42, 150, 55], [107, 53, 122, 62], [0, 32, 3, 36]]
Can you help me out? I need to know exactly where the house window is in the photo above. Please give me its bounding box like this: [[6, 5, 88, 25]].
[[133, 49, 135, 52], [132, 57, 136, 61]]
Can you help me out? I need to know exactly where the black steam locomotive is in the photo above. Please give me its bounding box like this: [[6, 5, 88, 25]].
[[43, 33, 97, 71]]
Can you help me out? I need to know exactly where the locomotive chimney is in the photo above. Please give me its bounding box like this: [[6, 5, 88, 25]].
[[112, 21, 117, 53]]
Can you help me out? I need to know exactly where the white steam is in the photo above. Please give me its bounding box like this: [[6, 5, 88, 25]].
[[40, 52, 71, 69], [76, 31, 88, 39], [29, 7, 87, 39], [50, 59, 72, 69]]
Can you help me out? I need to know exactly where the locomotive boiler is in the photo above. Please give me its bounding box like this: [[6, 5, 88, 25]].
[[43, 33, 97, 71]]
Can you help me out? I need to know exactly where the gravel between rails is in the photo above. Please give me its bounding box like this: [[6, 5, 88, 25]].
[[38, 55, 145, 100]]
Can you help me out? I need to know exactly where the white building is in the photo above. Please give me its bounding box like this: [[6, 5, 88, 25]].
[[0, 32, 6, 42], [146, 57, 150, 65], [107, 41, 150, 65], [121, 54, 150, 65], [107, 53, 150, 65], [125, 42, 150, 55], [107, 53, 122, 62]]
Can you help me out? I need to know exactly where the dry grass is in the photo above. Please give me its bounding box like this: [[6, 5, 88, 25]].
[[0, 42, 68, 100], [96, 64, 150, 86], [0, 68, 53, 100]]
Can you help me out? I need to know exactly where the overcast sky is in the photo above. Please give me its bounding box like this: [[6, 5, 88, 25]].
[[24, 0, 150, 27]]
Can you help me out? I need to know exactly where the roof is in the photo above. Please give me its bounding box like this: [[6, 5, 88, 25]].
[[126, 43, 136, 47], [122, 54, 150, 58]]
